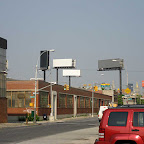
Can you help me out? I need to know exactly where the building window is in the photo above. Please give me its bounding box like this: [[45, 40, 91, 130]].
[[99, 99, 101, 107], [80, 96, 84, 108], [59, 93, 66, 108], [94, 98, 97, 108], [67, 94, 73, 108], [7, 91, 11, 107], [6, 91, 31, 108], [77, 96, 80, 108], [39, 91, 48, 108], [85, 97, 90, 108], [105, 100, 107, 105], [25, 92, 31, 107]]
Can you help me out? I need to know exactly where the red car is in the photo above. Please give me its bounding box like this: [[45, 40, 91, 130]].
[[95, 105, 144, 144]]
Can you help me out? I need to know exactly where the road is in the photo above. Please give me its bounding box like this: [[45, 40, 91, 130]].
[[0, 116, 99, 144]]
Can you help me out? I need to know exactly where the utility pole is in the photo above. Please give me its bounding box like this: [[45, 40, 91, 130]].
[[119, 67, 122, 95], [49, 69, 54, 121], [92, 85, 94, 117]]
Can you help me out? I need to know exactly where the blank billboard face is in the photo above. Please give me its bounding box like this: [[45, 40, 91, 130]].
[[98, 59, 124, 71]]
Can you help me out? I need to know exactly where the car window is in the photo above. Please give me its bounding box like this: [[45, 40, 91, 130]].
[[108, 112, 128, 126], [133, 112, 144, 127]]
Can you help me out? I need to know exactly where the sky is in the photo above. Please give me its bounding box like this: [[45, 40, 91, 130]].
[[0, 0, 144, 91]]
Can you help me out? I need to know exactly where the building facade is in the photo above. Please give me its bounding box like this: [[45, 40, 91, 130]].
[[0, 37, 7, 123], [7, 80, 112, 121]]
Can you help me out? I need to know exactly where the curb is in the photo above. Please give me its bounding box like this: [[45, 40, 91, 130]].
[[0, 115, 97, 128]]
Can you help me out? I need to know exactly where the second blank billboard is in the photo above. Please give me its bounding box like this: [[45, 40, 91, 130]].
[[63, 70, 80, 77]]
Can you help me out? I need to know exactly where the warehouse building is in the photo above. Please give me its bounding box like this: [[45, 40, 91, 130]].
[[7, 80, 112, 121]]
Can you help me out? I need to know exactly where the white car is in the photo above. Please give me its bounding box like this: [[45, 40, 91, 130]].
[[98, 106, 108, 122]]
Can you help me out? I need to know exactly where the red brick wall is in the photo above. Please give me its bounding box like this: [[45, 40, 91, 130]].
[[0, 97, 7, 123], [7, 80, 112, 117], [7, 80, 35, 90], [38, 108, 51, 116]]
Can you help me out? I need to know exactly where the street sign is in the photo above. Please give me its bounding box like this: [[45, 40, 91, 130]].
[[33, 92, 39, 94], [128, 98, 132, 100], [30, 96, 35, 98], [125, 88, 131, 94], [125, 95, 130, 97]]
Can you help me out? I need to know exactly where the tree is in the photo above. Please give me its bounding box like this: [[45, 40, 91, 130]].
[[136, 95, 142, 104], [118, 94, 123, 105]]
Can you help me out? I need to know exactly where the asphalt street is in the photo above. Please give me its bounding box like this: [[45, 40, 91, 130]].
[[0, 116, 99, 144]]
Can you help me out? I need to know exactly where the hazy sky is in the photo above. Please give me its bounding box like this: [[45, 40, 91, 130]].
[[0, 0, 144, 90]]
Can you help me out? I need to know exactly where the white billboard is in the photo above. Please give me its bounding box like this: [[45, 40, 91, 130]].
[[53, 59, 76, 68], [63, 69, 80, 77]]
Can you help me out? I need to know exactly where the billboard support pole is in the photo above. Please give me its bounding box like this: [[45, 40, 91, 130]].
[[92, 85, 94, 117], [69, 76, 71, 87], [119, 67, 122, 95], [43, 70, 46, 81], [56, 68, 58, 84]]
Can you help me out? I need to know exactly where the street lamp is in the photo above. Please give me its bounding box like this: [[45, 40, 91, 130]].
[[34, 49, 55, 123]]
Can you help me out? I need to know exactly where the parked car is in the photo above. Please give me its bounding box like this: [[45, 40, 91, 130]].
[[98, 106, 108, 122], [98, 103, 117, 122], [95, 105, 144, 144]]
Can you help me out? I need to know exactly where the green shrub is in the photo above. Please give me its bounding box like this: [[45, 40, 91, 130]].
[[27, 114, 40, 121], [18, 116, 26, 121]]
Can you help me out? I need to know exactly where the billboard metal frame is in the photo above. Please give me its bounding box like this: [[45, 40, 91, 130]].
[[98, 58, 124, 95]]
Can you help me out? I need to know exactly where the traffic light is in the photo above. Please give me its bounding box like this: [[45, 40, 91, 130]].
[[66, 85, 69, 90], [94, 86, 98, 91], [64, 84, 67, 90], [64, 84, 69, 90]]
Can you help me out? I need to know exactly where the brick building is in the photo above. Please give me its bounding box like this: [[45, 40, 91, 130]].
[[7, 80, 112, 121], [0, 37, 7, 123]]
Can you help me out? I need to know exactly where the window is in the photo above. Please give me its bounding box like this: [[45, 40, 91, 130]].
[[77, 96, 80, 108], [25, 92, 31, 107], [59, 93, 66, 108], [94, 98, 97, 108], [39, 91, 48, 108], [133, 112, 144, 127], [67, 95, 73, 108], [99, 99, 101, 107], [80, 96, 84, 108], [85, 97, 90, 108], [6, 91, 31, 108], [7, 91, 11, 107], [108, 112, 128, 126]]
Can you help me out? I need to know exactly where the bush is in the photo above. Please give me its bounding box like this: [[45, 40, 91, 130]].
[[118, 94, 123, 105], [18, 116, 26, 121], [27, 114, 40, 121]]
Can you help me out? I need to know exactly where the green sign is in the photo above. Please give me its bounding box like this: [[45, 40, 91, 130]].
[[30, 96, 35, 98]]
